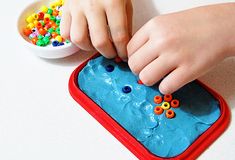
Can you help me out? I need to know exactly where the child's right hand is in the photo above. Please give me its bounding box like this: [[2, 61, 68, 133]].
[[60, 0, 133, 60]]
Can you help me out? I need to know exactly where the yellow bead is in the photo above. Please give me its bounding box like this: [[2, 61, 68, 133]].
[[26, 16, 34, 23], [55, 1, 61, 6], [59, 11, 62, 16], [40, 5, 48, 13], [33, 20, 39, 25], [55, 36, 63, 42], [161, 102, 171, 110], [50, 3, 57, 10], [57, 0, 63, 6], [44, 13, 51, 19], [62, 0, 65, 5], [32, 13, 38, 20], [27, 23, 35, 29]]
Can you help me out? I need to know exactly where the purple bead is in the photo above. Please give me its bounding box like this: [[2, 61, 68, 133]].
[[45, 33, 51, 37], [29, 33, 36, 39]]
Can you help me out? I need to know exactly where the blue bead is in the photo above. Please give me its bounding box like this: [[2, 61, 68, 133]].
[[105, 65, 114, 72], [52, 40, 59, 47], [122, 86, 132, 93], [58, 42, 64, 46]]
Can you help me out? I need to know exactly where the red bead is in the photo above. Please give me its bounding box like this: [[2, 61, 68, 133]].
[[38, 12, 44, 20], [115, 57, 122, 63], [137, 80, 143, 85], [39, 28, 47, 35], [23, 28, 32, 36], [44, 24, 51, 30], [44, 17, 50, 24], [36, 22, 42, 29]]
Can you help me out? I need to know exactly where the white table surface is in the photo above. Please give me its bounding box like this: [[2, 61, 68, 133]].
[[0, 0, 234, 159]]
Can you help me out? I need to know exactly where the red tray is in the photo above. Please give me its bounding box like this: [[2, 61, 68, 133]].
[[68, 53, 231, 160]]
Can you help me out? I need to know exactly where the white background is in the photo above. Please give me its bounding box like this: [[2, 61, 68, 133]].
[[0, 0, 235, 159]]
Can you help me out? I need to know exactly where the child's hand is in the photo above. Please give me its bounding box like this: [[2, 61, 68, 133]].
[[127, 3, 235, 94], [60, 0, 133, 60]]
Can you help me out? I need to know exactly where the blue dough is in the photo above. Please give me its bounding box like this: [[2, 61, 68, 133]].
[[78, 56, 220, 158]]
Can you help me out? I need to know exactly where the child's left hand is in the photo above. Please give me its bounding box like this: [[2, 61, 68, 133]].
[[127, 3, 235, 94]]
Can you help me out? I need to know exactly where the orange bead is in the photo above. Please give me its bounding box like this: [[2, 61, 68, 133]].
[[166, 110, 175, 119], [44, 17, 50, 24], [23, 28, 32, 36], [154, 106, 164, 115], [36, 22, 43, 29], [164, 94, 172, 102], [39, 28, 47, 35], [51, 32, 58, 38], [48, 21, 55, 26], [171, 99, 180, 108], [154, 95, 163, 104], [51, 24, 57, 30], [52, 10, 59, 16], [31, 38, 38, 45]]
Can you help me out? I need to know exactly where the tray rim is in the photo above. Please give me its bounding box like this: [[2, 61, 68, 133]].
[[68, 53, 231, 160]]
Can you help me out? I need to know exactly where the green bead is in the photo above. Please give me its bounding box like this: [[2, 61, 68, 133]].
[[50, 16, 56, 22], [65, 39, 70, 43], [37, 35, 43, 40], [43, 37, 50, 45], [47, 8, 53, 15], [40, 21, 45, 27], [56, 28, 60, 35], [48, 28, 55, 33], [36, 40, 45, 46], [56, 19, 61, 26]]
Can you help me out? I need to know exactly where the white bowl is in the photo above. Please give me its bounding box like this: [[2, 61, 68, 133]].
[[17, 0, 80, 59]]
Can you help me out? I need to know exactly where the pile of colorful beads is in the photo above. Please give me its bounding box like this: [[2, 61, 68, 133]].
[[23, 0, 69, 47], [153, 94, 180, 119]]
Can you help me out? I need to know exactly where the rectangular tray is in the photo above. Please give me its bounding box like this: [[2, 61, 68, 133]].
[[69, 53, 230, 160]]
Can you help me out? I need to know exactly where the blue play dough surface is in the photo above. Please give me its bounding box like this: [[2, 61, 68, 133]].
[[78, 56, 221, 158]]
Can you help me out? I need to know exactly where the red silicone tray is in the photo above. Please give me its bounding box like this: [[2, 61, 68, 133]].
[[69, 53, 231, 160]]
